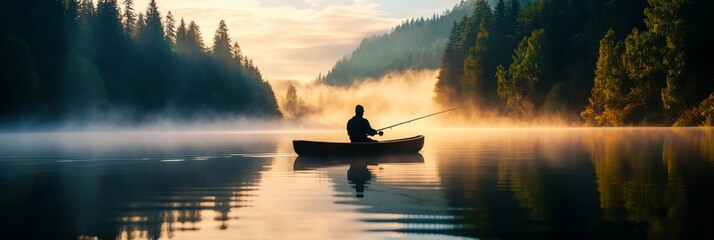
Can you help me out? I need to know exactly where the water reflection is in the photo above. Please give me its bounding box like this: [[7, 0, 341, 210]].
[[428, 128, 714, 239], [294, 154, 425, 198], [0, 132, 276, 240], [584, 129, 714, 239], [0, 129, 712, 239]]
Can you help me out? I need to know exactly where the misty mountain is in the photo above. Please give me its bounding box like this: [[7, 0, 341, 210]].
[[319, 0, 531, 86], [318, 1, 477, 86]]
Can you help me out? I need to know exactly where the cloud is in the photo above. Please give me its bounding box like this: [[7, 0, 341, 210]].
[[132, 0, 401, 82]]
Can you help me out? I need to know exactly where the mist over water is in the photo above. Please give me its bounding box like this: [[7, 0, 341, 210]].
[[271, 69, 579, 132], [271, 69, 443, 131]]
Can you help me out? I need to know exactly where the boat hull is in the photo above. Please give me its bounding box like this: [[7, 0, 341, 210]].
[[293, 135, 425, 157]]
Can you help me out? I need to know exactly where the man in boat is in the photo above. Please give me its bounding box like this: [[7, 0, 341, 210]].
[[347, 105, 383, 142]]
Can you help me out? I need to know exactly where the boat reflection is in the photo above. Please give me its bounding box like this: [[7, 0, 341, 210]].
[[294, 154, 425, 198]]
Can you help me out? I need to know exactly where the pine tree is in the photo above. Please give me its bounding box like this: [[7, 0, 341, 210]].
[[494, 0, 508, 34], [138, 0, 166, 50], [93, 0, 124, 103], [175, 18, 187, 53], [231, 42, 243, 66], [79, 0, 95, 19], [186, 21, 205, 54], [164, 11, 176, 47], [212, 20, 232, 62], [122, 0, 136, 37], [507, 0, 520, 34], [461, 20, 491, 102], [136, 13, 145, 34], [283, 84, 307, 119], [496, 29, 546, 118], [435, 21, 466, 103]]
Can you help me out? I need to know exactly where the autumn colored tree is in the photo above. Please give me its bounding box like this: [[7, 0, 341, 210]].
[[581, 29, 629, 126]]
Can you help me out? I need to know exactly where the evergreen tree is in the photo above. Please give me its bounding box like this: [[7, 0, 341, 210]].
[[175, 18, 187, 53], [496, 29, 546, 118], [79, 0, 95, 20], [138, 0, 167, 51], [461, 20, 491, 103], [136, 13, 145, 34], [212, 20, 232, 62], [93, 0, 126, 104], [186, 21, 205, 54], [435, 21, 466, 104], [494, 0, 508, 35], [231, 42, 243, 66], [122, 0, 136, 37], [282, 84, 308, 119], [506, 0, 520, 35], [164, 11, 176, 47]]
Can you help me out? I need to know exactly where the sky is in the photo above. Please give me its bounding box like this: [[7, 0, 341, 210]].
[[132, 0, 461, 82]]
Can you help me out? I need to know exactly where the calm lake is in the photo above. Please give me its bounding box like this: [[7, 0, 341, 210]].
[[1, 128, 712, 239]]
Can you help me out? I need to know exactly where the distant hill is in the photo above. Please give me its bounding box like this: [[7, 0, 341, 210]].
[[319, 0, 478, 86]]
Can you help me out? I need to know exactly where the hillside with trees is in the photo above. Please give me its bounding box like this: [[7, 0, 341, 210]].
[[0, 0, 281, 127], [319, 0, 478, 85], [434, 0, 714, 126]]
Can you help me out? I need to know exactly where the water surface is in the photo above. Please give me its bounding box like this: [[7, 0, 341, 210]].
[[1, 128, 712, 239]]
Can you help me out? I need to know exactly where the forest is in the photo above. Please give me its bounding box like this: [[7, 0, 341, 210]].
[[434, 0, 714, 126], [318, 1, 477, 85], [0, 0, 281, 127], [3, 0, 714, 127]]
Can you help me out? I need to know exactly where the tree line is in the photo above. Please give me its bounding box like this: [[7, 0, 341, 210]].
[[319, 0, 477, 85], [435, 0, 714, 126], [0, 0, 281, 126]]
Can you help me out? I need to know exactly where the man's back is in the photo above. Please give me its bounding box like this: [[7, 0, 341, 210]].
[[347, 116, 376, 142]]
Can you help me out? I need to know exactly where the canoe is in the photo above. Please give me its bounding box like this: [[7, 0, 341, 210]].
[[293, 135, 425, 157]]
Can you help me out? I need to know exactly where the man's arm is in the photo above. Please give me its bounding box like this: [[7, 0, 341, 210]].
[[365, 119, 378, 136]]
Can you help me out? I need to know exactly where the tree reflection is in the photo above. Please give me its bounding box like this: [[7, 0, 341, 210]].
[[585, 129, 712, 239], [0, 155, 269, 240], [434, 129, 714, 239]]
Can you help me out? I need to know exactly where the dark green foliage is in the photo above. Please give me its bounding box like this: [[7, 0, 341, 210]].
[[460, 1, 493, 104], [581, 29, 629, 126], [436, 0, 522, 106], [212, 20, 232, 62], [0, 35, 41, 119], [435, 0, 712, 125], [164, 11, 176, 47], [581, 0, 704, 126], [321, 0, 477, 86], [435, 22, 466, 104], [496, 29, 546, 118], [0, 0, 280, 126], [122, 0, 137, 37]]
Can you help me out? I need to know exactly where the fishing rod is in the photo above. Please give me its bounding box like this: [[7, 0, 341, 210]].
[[376, 106, 464, 132]]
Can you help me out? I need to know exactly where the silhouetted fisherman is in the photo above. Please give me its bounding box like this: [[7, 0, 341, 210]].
[[347, 105, 383, 142]]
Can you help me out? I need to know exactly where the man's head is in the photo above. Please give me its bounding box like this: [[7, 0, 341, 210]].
[[355, 105, 364, 117]]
